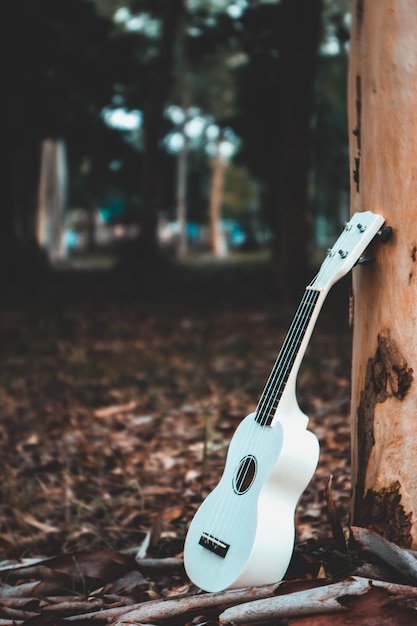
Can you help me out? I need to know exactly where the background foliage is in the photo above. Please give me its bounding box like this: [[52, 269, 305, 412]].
[[7, 0, 350, 295]]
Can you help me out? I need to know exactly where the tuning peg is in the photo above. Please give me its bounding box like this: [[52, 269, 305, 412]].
[[356, 256, 375, 266], [377, 226, 393, 243]]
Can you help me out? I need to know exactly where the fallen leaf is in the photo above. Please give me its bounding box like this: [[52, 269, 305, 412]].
[[94, 401, 137, 418]]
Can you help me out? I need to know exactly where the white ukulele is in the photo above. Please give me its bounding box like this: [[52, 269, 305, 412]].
[[184, 211, 387, 592]]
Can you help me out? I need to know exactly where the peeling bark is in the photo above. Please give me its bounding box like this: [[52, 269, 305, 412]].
[[352, 75, 361, 193], [354, 333, 413, 538], [377, 334, 413, 400], [359, 483, 413, 546]]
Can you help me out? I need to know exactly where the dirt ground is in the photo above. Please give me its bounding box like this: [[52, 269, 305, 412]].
[[0, 259, 358, 621]]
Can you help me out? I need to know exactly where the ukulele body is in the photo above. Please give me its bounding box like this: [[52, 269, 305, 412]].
[[183, 411, 319, 592]]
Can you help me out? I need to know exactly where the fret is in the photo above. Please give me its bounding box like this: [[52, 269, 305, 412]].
[[255, 289, 320, 427]]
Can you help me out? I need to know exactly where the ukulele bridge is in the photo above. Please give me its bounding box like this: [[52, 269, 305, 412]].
[[199, 532, 230, 558]]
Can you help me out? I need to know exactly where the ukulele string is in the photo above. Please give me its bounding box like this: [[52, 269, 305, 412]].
[[255, 291, 309, 421], [254, 219, 353, 427], [255, 287, 317, 426]]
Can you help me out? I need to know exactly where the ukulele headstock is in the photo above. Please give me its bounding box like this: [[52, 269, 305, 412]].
[[310, 211, 386, 291]]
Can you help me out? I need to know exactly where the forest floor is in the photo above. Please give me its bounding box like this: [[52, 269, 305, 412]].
[[0, 258, 414, 624]]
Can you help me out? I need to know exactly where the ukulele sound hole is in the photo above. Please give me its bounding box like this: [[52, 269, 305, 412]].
[[233, 455, 257, 495]]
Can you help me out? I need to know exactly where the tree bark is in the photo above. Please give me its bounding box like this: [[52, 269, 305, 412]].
[[175, 4, 190, 260], [274, 0, 322, 301], [209, 143, 227, 258], [140, 0, 183, 257], [176, 133, 189, 259], [349, 0, 417, 547], [36, 139, 67, 262]]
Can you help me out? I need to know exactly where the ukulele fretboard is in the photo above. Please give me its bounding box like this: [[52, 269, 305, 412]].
[[255, 289, 320, 427]]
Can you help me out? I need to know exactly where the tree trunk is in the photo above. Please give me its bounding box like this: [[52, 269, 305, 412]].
[[209, 144, 227, 258], [274, 0, 322, 302], [36, 139, 67, 262], [176, 133, 189, 259], [349, 0, 417, 547], [175, 5, 190, 261], [140, 0, 183, 257]]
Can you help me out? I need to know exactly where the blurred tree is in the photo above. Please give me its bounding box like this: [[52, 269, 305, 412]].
[[312, 53, 349, 237], [113, 0, 184, 259], [108, 1, 241, 260], [6, 0, 348, 292], [7, 0, 120, 278], [230, 0, 323, 299], [172, 1, 190, 259], [179, 0, 323, 295], [312, 0, 350, 240], [78, 0, 327, 280], [37, 139, 67, 262]]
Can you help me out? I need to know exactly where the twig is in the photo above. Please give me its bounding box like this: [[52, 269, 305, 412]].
[[219, 575, 417, 624], [351, 526, 417, 583], [325, 474, 347, 552], [134, 557, 184, 572], [0, 605, 38, 621], [42, 599, 105, 616], [64, 582, 281, 622], [0, 597, 42, 609], [370, 578, 417, 595], [218, 577, 370, 624]]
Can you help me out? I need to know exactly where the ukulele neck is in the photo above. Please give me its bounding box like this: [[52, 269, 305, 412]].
[[255, 286, 328, 428]]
